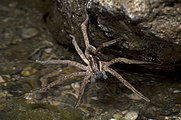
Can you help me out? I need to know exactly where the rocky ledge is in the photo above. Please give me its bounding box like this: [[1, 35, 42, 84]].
[[45, 0, 181, 67]]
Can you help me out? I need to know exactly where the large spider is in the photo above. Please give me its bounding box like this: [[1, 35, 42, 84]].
[[36, 14, 151, 108]]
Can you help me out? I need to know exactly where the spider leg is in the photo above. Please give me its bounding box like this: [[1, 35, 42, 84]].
[[106, 58, 153, 66], [80, 14, 100, 58], [40, 70, 62, 88], [86, 45, 109, 60], [33, 72, 87, 99], [81, 14, 90, 49], [95, 39, 120, 60], [36, 60, 87, 70], [103, 66, 150, 102], [46, 72, 87, 89], [69, 35, 89, 65], [79, 14, 108, 60], [75, 74, 91, 108], [96, 38, 121, 54]]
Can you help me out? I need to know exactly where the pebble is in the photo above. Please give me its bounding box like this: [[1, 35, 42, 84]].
[[124, 111, 138, 120], [50, 100, 61, 106], [71, 82, 81, 95], [91, 96, 98, 100], [0, 76, 5, 83], [11, 38, 22, 44], [0, 91, 13, 98], [8, 2, 18, 8], [44, 48, 53, 53], [63, 85, 71, 90], [21, 27, 39, 39], [113, 112, 122, 120], [24, 93, 33, 101], [21, 66, 37, 77], [71, 82, 81, 90], [173, 90, 181, 94], [127, 93, 142, 101], [52, 89, 61, 96]]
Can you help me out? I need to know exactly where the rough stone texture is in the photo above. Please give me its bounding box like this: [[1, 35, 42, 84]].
[[45, 0, 88, 48], [6, 0, 180, 68], [44, 0, 181, 65]]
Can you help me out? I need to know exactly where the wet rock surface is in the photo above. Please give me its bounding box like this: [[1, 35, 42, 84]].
[[0, 0, 181, 120], [45, 0, 181, 64]]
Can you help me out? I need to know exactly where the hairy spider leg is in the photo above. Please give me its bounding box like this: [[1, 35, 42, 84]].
[[75, 74, 91, 108], [95, 38, 121, 54], [46, 72, 87, 89], [36, 60, 87, 70], [70, 35, 99, 81], [40, 70, 63, 87], [104, 66, 150, 102], [81, 14, 90, 49], [106, 57, 153, 66], [82, 18, 121, 56], [36, 72, 87, 95], [80, 14, 97, 57], [70, 35, 89, 65], [80, 14, 109, 60]]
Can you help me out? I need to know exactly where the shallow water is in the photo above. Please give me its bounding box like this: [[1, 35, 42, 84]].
[[0, 1, 180, 120]]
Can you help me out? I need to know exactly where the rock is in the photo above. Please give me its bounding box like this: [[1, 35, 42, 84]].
[[21, 66, 37, 77], [44, 0, 181, 65], [173, 90, 181, 94], [127, 93, 142, 101], [71, 82, 81, 90], [124, 111, 138, 120], [45, 0, 87, 48], [50, 100, 61, 106], [8, 0, 180, 71], [21, 28, 39, 39], [113, 112, 123, 120], [11, 38, 22, 45], [71, 82, 81, 95], [44, 48, 52, 53], [0, 91, 12, 98], [0, 76, 5, 83]]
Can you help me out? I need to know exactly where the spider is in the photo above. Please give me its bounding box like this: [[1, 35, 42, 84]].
[[36, 14, 151, 108]]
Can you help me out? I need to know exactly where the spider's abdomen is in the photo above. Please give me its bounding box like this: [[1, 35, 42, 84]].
[[92, 70, 107, 82], [95, 71, 103, 80]]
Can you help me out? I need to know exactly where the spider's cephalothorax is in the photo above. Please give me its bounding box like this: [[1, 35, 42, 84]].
[[36, 14, 152, 107], [86, 53, 107, 82]]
